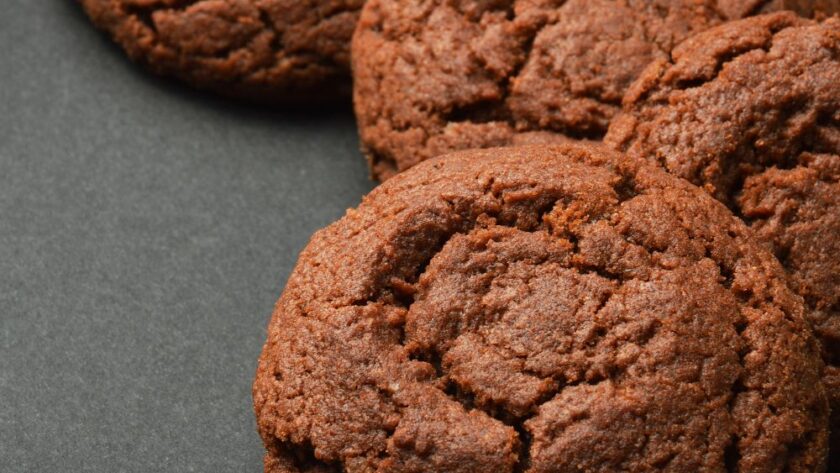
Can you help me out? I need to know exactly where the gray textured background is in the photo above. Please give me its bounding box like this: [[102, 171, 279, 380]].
[[0, 1, 373, 471]]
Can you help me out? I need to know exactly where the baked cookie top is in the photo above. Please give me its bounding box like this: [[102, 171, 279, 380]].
[[81, 0, 364, 101], [352, 0, 838, 180], [605, 13, 839, 443], [253, 144, 828, 473]]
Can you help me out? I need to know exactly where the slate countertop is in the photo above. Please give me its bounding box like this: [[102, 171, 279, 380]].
[[0, 2, 373, 470]]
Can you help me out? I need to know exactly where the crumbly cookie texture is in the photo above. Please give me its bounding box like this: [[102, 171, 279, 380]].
[[352, 0, 839, 180], [253, 144, 828, 473], [605, 11, 840, 467], [80, 0, 364, 101]]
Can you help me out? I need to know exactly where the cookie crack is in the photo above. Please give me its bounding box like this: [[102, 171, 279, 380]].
[[443, 5, 615, 139], [120, 0, 349, 82], [724, 317, 749, 473], [366, 193, 623, 470], [740, 0, 777, 18], [266, 437, 345, 473], [370, 188, 658, 471], [370, 170, 645, 309], [430, 281, 629, 410], [439, 1, 701, 139], [275, 169, 804, 472], [123, 0, 200, 34], [122, 0, 268, 65], [669, 17, 800, 93]]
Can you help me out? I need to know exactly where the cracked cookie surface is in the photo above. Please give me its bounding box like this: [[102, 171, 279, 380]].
[[80, 0, 364, 101], [253, 144, 828, 472], [351, 0, 839, 180], [605, 12, 840, 465]]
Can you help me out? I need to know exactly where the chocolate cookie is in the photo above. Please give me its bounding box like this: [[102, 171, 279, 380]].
[[351, 0, 839, 180], [605, 11, 840, 465], [80, 0, 364, 101], [253, 144, 828, 472]]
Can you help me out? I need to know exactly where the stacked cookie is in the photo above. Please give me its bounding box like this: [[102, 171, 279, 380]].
[[80, 1, 839, 471]]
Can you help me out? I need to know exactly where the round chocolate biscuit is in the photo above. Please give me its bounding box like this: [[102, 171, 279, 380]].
[[351, 0, 839, 180], [605, 12, 840, 465], [80, 0, 364, 101], [253, 144, 828, 472]]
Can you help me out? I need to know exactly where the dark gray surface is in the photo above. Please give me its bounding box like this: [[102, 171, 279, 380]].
[[0, 2, 374, 471]]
